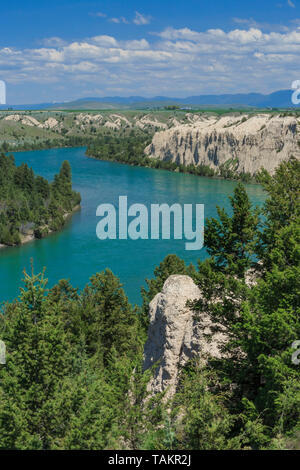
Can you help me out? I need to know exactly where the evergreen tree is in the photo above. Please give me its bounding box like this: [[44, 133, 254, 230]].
[[0, 268, 75, 449], [205, 182, 259, 277], [172, 362, 237, 450], [191, 160, 300, 447], [140, 254, 195, 333], [81, 269, 140, 365], [257, 157, 300, 268], [0, 154, 80, 246]]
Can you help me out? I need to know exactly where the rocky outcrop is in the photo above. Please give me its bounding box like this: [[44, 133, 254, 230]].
[[143, 275, 227, 397], [145, 114, 300, 175]]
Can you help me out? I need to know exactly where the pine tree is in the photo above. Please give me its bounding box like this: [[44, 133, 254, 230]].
[[140, 254, 195, 333], [205, 182, 259, 277], [81, 269, 140, 365], [0, 268, 75, 449], [192, 161, 300, 448]]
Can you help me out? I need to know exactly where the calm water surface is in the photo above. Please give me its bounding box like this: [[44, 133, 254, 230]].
[[0, 147, 266, 304]]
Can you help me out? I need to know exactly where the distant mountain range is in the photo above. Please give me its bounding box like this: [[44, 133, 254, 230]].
[[0, 90, 297, 110]]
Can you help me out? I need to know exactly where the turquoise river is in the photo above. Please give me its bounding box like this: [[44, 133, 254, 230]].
[[0, 147, 266, 304]]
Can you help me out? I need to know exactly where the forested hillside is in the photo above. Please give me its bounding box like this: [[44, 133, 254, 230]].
[[0, 154, 81, 246], [86, 132, 219, 179], [86, 131, 152, 166], [0, 158, 298, 450]]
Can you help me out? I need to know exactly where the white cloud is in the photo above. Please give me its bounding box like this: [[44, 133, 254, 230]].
[[41, 37, 67, 47], [91, 35, 119, 47], [122, 39, 150, 50], [232, 17, 290, 32], [108, 12, 151, 26], [228, 28, 263, 42], [109, 16, 129, 24], [288, 0, 296, 7], [154, 27, 203, 41], [133, 11, 151, 25], [2, 24, 300, 101]]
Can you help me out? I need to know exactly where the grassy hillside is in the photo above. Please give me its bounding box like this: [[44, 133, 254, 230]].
[[1, 108, 299, 153]]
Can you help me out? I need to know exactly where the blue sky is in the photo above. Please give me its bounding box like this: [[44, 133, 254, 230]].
[[1, 0, 300, 103]]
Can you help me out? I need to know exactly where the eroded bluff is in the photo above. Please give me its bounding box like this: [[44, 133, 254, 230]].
[[143, 275, 227, 397], [145, 114, 300, 175]]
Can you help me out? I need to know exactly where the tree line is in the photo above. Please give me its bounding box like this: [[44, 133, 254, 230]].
[[86, 131, 254, 182], [0, 154, 81, 246]]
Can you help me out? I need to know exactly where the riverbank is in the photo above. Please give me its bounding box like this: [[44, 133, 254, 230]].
[[86, 151, 259, 184], [2, 126, 259, 184], [0, 204, 81, 250], [9, 138, 258, 183], [2, 140, 90, 154], [84, 131, 262, 183], [7, 138, 258, 183], [0, 155, 81, 250]]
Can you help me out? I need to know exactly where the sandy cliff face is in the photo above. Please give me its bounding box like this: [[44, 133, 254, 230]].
[[143, 275, 227, 397], [145, 114, 300, 175]]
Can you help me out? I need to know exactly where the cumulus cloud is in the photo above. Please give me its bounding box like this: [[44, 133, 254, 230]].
[[1, 24, 300, 101], [41, 37, 67, 47], [122, 39, 150, 50], [154, 27, 204, 41], [91, 35, 119, 47], [232, 17, 290, 32]]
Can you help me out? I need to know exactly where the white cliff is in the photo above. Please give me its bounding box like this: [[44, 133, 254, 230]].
[[145, 114, 300, 175], [143, 275, 227, 397]]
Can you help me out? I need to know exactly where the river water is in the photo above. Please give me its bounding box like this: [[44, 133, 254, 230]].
[[0, 147, 266, 304]]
